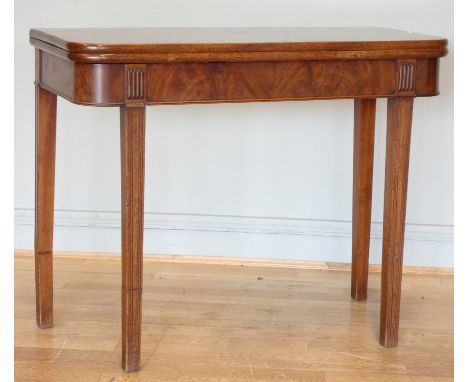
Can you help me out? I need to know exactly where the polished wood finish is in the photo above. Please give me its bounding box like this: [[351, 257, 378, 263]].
[[146, 60, 398, 103], [380, 97, 414, 347], [15, 253, 454, 381], [38, 51, 125, 106], [30, 27, 447, 63], [14, 249, 456, 274], [351, 99, 376, 301], [120, 107, 146, 372], [34, 86, 57, 329], [31, 27, 446, 107], [36, 51, 441, 107], [29, 27, 447, 372]]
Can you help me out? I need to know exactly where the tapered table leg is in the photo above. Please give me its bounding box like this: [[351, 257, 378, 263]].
[[35, 86, 57, 329], [380, 97, 414, 347], [120, 106, 145, 372], [351, 99, 376, 301]]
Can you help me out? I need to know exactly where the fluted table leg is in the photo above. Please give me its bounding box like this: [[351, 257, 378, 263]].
[[120, 106, 146, 371], [380, 97, 414, 347]]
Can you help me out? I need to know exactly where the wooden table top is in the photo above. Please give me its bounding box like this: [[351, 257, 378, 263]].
[[30, 27, 447, 64]]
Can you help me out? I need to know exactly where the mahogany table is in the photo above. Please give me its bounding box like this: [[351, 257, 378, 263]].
[[30, 27, 447, 372]]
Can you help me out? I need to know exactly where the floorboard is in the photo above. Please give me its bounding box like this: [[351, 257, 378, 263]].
[[15, 253, 453, 381]]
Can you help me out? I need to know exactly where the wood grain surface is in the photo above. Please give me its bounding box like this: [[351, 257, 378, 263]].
[[31, 28, 446, 106], [15, 253, 454, 382], [146, 60, 397, 103], [351, 99, 376, 301], [29, 27, 447, 64], [34, 86, 57, 329], [120, 107, 146, 371], [36, 52, 441, 106], [380, 97, 414, 347]]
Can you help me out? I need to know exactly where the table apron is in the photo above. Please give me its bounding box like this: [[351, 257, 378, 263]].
[[36, 50, 439, 106]]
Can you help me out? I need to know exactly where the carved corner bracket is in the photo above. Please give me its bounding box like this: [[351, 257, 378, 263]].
[[396, 59, 416, 96], [125, 64, 146, 106]]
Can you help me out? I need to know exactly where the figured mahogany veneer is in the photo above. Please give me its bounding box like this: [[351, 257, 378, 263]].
[[36, 52, 440, 106], [30, 27, 447, 373]]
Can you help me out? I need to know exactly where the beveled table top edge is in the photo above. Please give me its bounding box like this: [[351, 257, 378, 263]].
[[30, 27, 447, 53]]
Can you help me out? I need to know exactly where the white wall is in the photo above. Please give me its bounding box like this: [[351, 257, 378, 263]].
[[15, 0, 454, 267]]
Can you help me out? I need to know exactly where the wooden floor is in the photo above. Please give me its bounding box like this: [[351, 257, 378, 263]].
[[15, 253, 453, 382]]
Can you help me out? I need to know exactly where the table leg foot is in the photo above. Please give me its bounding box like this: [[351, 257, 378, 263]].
[[379, 97, 413, 347], [122, 289, 143, 372], [351, 99, 376, 301]]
